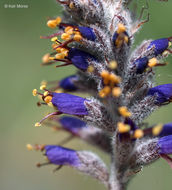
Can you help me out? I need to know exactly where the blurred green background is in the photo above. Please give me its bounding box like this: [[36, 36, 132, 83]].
[[0, 0, 172, 190]]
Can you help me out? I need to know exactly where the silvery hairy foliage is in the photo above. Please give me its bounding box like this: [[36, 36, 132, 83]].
[[30, 0, 172, 190]]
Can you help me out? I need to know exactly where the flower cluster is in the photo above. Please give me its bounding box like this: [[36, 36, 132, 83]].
[[30, 0, 172, 190]]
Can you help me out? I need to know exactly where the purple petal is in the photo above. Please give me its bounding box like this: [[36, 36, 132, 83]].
[[134, 57, 149, 74], [59, 116, 87, 133], [52, 93, 89, 115], [59, 75, 78, 91], [147, 84, 172, 104], [148, 38, 169, 56], [68, 48, 96, 71], [159, 123, 172, 137], [45, 145, 80, 166], [78, 26, 96, 41], [158, 135, 172, 154]]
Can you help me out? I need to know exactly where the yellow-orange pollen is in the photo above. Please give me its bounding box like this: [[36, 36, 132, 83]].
[[118, 106, 132, 118], [44, 95, 52, 104], [35, 122, 41, 127], [61, 26, 83, 42], [133, 129, 144, 139], [112, 87, 122, 97], [99, 70, 121, 98], [117, 122, 130, 133], [115, 23, 129, 48], [49, 36, 70, 60], [42, 53, 50, 64], [87, 65, 95, 73], [26, 144, 34, 150], [148, 58, 158, 68], [69, 2, 75, 9], [40, 84, 46, 90], [108, 60, 118, 70], [152, 124, 163, 136], [32, 89, 37, 96], [47, 17, 62, 29]]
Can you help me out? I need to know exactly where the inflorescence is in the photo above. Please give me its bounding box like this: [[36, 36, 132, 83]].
[[29, 0, 172, 190]]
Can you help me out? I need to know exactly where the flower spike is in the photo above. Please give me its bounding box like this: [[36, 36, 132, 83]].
[[31, 0, 172, 189]]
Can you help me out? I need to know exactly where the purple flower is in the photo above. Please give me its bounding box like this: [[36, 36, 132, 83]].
[[68, 48, 96, 71], [158, 123, 172, 137], [59, 75, 78, 91], [51, 93, 89, 115], [134, 57, 149, 74], [158, 135, 172, 154], [148, 38, 169, 56], [147, 84, 172, 104], [45, 145, 80, 166], [59, 116, 87, 134], [78, 26, 96, 41], [113, 31, 129, 47]]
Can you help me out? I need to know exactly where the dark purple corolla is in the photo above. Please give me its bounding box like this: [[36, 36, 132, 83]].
[[51, 93, 89, 115], [158, 135, 172, 155], [147, 84, 172, 104], [134, 57, 149, 74], [59, 75, 78, 91], [148, 38, 169, 56], [67, 48, 96, 71], [59, 116, 87, 134], [158, 123, 172, 137], [45, 145, 80, 166], [78, 26, 97, 41]]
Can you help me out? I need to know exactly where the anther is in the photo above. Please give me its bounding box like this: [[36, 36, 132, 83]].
[[43, 91, 49, 97], [61, 33, 71, 41], [51, 37, 58, 42], [133, 129, 144, 139], [152, 124, 163, 136], [47, 20, 57, 29], [109, 74, 121, 84], [118, 106, 132, 117], [32, 89, 38, 96], [148, 58, 157, 68], [101, 70, 109, 78], [42, 53, 50, 64], [112, 87, 122, 97], [109, 61, 117, 70], [47, 17, 61, 29], [87, 65, 94, 73], [64, 26, 74, 34], [44, 96, 53, 104], [117, 23, 126, 34], [117, 122, 131, 133], [26, 144, 34, 150], [35, 122, 41, 127], [73, 34, 82, 41], [40, 85, 47, 90], [99, 86, 111, 98], [69, 2, 75, 9]]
